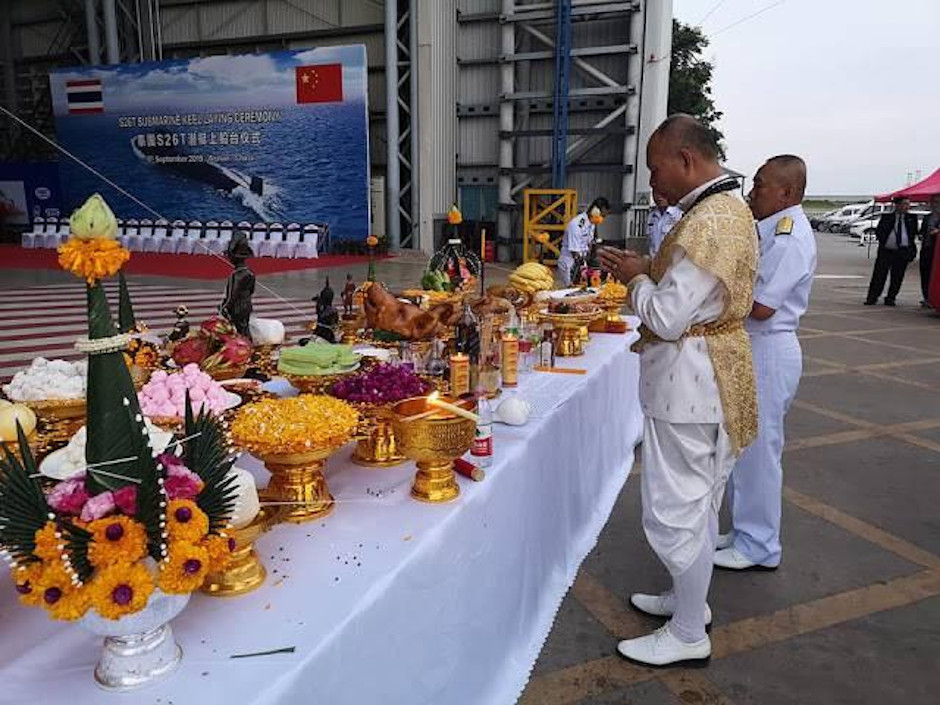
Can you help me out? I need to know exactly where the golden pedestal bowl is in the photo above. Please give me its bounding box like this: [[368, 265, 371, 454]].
[[253, 446, 342, 523], [538, 307, 605, 357], [351, 405, 406, 468], [201, 507, 280, 597], [602, 298, 627, 324], [22, 397, 87, 422], [391, 397, 477, 504], [339, 313, 364, 345]]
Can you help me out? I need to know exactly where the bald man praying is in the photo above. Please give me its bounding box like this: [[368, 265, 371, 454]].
[[599, 114, 758, 666], [715, 156, 817, 571]]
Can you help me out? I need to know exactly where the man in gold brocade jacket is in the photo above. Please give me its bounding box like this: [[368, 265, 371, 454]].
[[599, 115, 758, 667]]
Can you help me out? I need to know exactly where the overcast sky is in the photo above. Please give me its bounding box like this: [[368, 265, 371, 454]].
[[672, 0, 940, 196]]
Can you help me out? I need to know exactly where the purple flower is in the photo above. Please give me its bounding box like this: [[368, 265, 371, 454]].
[[113, 485, 138, 516], [46, 477, 90, 517], [80, 491, 116, 522]]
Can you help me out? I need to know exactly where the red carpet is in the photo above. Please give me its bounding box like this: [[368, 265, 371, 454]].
[[0, 245, 387, 280]]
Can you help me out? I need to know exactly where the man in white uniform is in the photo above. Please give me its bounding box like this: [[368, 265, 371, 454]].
[[558, 197, 610, 286], [715, 155, 816, 571], [646, 192, 682, 258], [599, 115, 758, 667]]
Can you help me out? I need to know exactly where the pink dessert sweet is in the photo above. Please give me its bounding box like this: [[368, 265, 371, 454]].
[[138, 364, 231, 419]]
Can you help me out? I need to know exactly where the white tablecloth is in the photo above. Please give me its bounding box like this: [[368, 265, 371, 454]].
[[0, 326, 642, 705]]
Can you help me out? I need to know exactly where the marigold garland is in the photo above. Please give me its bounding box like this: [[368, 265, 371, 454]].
[[58, 238, 130, 285], [202, 533, 235, 572], [33, 522, 63, 562], [35, 561, 89, 621], [159, 542, 210, 594], [12, 562, 45, 608], [166, 499, 210, 543], [231, 395, 359, 454], [89, 562, 155, 620], [87, 516, 148, 569]]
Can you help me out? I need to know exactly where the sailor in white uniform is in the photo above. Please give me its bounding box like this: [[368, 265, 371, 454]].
[[558, 197, 610, 286], [646, 192, 683, 258], [715, 155, 817, 571]]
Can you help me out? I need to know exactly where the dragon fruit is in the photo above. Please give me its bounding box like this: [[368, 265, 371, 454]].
[[200, 316, 235, 339], [202, 333, 253, 371], [171, 335, 211, 367]]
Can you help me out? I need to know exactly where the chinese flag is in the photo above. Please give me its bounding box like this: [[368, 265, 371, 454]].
[[295, 64, 344, 104]]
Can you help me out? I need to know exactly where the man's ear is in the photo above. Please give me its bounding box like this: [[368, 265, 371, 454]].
[[679, 148, 694, 172]]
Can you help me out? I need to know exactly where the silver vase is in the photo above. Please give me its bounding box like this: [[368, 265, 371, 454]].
[[79, 589, 190, 691]]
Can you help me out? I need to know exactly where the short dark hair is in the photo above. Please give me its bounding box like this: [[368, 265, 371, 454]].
[[590, 197, 611, 212], [653, 114, 720, 161], [893, 196, 909, 205], [765, 154, 807, 200]]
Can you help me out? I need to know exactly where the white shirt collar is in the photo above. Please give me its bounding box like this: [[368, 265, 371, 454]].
[[756, 204, 802, 240], [677, 174, 729, 212]]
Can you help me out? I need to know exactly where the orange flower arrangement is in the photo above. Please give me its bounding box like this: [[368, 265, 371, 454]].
[[447, 205, 463, 225], [89, 562, 155, 620], [12, 562, 45, 607], [158, 542, 210, 594], [87, 516, 148, 569], [58, 238, 130, 285], [201, 533, 235, 572], [33, 522, 63, 562], [366, 235, 379, 247], [166, 499, 210, 543], [36, 562, 89, 621]]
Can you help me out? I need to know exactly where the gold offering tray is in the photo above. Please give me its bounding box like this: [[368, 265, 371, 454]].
[[21, 397, 87, 421], [538, 307, 605, 357]]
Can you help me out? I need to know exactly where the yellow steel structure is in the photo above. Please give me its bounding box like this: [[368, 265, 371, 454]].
[[522, 188, 577, 264]]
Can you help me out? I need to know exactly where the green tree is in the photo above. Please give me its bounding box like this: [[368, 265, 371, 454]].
[[669, 19, 725, 158]]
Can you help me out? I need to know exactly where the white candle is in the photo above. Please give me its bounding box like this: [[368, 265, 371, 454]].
[[428, 396, 480, 423]]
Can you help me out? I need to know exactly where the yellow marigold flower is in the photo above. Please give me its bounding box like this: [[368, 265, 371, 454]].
[[447, 205, 463, 225], [202, 533, 235, 573], [158, 542, 210, 594], [366, 235, 379, 247], [166, 499, 209, 543], [87, 516, 148, 569], [89, 562, 154, 620], [12, 562, 45, 607], [231, 395, 359, 455], [57, 238, 130, 285], [35, 561, 89, 621], [34, 522, 64, 562]]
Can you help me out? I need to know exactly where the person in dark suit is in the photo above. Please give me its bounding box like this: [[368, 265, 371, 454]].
[[865, 197, 919, 306], [920, 195, 940, 307]]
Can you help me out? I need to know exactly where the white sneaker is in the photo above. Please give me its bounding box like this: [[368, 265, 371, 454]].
[[617, 624, 711, 667], [714, 546, 778, 571], [629, 593, 712, 626], [716, 533, 733, 550]]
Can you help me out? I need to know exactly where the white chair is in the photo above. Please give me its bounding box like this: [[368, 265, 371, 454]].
[[140, 219, 160, 253], [182, 220, 203, 255], [153, 219, 170, 253], [297, 224, 320, 258], [115, 218, 127, 248], [39, 218, 63, 248], [124, 219, 142, 251], [217, 220, 234, 255], [249, 223, 267, 254], [204, 220, 224, 256], [166, 220, 186, 253], [259, 222, 284, 258], [22, 217, 44, 248]]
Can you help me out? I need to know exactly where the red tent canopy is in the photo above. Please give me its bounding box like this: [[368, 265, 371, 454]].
[[876, 168, 940, 202]]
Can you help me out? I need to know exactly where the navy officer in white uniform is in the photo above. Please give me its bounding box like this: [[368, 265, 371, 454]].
[[715, 154, 817, 571], [558, 197, 610, 286], [646, 192, 683, 258]]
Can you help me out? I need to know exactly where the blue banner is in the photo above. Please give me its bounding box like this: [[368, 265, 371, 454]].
[[0, 162, 63, 226], [49, 46, 370, 241]]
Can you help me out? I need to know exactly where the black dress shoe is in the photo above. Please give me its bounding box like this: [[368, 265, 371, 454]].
[[884, 300, 896, 306], [864, 299, 877, 306]]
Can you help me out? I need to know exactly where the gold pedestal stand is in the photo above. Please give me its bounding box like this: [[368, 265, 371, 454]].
[[339, 313, 364, 345], [392, 397, 477, 504], [538, 308, 605, 357], [256, 447, 336, 523], [351, 408, 405, 468], [201, 507, 279, 597]]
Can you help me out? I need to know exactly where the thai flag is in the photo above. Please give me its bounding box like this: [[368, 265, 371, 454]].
[[66, 79, 104, 114]]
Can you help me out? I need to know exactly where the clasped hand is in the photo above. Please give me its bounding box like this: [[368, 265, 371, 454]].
[[597, 246, 650, 285]]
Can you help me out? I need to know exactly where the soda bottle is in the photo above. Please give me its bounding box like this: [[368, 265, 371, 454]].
[[471, 385, 493, 467]]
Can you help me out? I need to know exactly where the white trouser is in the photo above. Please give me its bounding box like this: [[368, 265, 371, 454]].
[[642, 417, 735, 576], [557, 250, 582, 287], [727, 331, 802, 566]]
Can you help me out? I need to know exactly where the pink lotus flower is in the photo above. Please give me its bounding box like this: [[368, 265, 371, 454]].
[[113, 485, 138, 516], [158, 453, 204, 500], [46, 477, 89, 516], [81, 491, 116, 522]]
